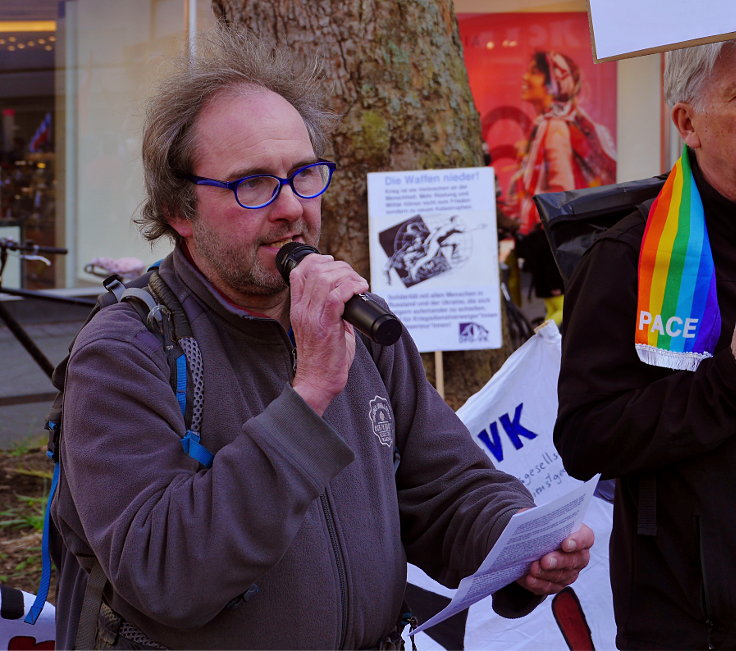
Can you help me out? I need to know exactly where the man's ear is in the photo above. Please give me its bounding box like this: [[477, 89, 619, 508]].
[[671, 102, 702, 149], [167, 211, 193, 239]]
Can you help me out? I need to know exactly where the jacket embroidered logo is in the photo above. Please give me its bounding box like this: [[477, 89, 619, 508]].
[[368, 396, 394, 447]]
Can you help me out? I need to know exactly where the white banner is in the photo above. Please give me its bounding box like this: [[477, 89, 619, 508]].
[[406, 321, 616, 650], [0, 588, 55, 650]]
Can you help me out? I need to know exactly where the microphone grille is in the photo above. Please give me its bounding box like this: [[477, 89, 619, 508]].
[[275, 242, 320, 284]]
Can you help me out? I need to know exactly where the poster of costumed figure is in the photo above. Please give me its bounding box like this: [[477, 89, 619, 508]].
[[457, 12, 617, 326], [457, 12, 617, 234]]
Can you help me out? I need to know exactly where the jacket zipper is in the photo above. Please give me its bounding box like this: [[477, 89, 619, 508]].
[[290, 333, 346, 645], [321, 492, 348, 649]]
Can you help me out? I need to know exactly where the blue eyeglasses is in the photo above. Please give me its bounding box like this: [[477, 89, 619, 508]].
[[185, 160, 336, 209]]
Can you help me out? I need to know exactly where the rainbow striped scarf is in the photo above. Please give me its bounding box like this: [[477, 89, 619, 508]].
[[635, 147, 721, 371]]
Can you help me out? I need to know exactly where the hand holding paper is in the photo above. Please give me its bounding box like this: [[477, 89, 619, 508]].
[[517, 521, 594, 595], [411, 475, 599, 636]]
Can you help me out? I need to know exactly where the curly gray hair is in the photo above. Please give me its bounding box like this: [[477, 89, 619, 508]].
[[664, 40, 734, 109], [137, 26, 336, 244]]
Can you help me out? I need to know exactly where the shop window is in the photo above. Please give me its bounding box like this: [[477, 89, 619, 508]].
[[0, 12, 57, 289], [0, 0, 215, 291]]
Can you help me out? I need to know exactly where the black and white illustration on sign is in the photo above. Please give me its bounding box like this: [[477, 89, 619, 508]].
[[380, 214, 487, 288]]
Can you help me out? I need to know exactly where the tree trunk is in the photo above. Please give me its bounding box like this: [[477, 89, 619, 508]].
[[212, 0, 515, 409]]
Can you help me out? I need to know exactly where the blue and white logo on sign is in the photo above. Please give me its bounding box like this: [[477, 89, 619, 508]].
[[459, 322, 489, 344], [368, 395, 393, 447]]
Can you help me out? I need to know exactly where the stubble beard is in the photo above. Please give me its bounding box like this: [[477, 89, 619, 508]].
[[191, 217, 319, 297]]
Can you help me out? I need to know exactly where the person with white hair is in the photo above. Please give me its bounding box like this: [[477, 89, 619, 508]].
[[555, 39, 736, 649]]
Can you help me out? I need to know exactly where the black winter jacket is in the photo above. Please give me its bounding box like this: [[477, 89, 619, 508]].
[[555, 152, 736, 650]]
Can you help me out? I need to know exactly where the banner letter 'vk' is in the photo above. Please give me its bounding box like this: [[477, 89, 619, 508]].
[[476, 403, 538, 462]]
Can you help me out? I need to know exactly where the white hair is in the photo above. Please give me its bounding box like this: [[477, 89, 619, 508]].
[[664, 40, 735, 108]]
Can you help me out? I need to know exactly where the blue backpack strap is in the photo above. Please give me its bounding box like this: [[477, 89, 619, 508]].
[[174, 332, 210, 467], [174, 352, 187, 415], [181, 431, 214, 468], [103, 269, 213, 467], [147, 271, 213, 469], [24, 421, 61, 624]]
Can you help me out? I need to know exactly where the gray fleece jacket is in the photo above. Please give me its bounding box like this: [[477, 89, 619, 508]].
[[52, 247, 539, 650]]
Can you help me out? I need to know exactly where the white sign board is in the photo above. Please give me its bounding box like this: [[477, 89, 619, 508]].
[[367, 167, 500, 353], [587, 0, 736, 61]]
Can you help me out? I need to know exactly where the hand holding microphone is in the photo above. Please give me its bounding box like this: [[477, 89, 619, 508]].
[[276, 243, 402, 346]]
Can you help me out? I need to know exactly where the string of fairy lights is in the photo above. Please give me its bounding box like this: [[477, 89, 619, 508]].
[[0, 34, 55, 52], [0, 20, 57, 53]]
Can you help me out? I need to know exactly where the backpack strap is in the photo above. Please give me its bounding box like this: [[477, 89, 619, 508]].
[[22, 428, 61, 625], [146, 271, 212, 468], [103, 275, 157, 311], [73, 561, 107, 649], [636, 197, 657, 221], [108, 269, 213, 468], [24, 267, 213, 632], [67, 271, 211, 647], [26, 270, 163, 624]]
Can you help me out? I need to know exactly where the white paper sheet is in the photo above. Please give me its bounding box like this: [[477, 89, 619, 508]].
[[411, 474, 600, 636]]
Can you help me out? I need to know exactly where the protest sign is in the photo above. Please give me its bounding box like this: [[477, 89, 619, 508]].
[[367, 167, 500, 353], [587, 0, 736, 61]]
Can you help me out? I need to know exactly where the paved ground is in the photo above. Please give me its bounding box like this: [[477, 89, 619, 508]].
[[0, 319, 86, 449]]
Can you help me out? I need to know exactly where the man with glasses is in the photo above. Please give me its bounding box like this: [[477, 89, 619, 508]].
[[52, 27, 592, 650]]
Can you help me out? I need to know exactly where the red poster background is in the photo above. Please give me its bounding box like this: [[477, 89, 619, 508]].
[[457, 12, 618, 234]]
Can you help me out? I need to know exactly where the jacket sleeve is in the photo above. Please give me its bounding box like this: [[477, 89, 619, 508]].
[[55, 306, 355, 628], [364, 319, 543, 617], [554, 225, 736, 480]]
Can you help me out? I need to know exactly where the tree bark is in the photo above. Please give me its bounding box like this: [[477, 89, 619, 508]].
[[211, 0, 515, 409]]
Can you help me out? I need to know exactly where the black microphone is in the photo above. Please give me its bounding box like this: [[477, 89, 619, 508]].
[[275, 242, 403, 346]]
